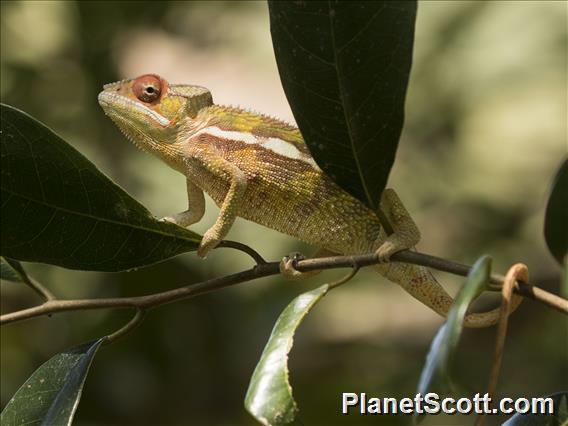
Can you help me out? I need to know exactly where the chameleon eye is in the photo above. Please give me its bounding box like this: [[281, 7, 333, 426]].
[[133, 75, 162, 103]]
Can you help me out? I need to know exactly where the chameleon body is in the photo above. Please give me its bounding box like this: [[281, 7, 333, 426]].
[[99, 74, 503, 327]]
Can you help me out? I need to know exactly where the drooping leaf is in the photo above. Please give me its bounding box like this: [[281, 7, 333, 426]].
[[0, 338, 104, 426], [544, 158, 568, 265], [245, 284, 330, 426], [416, 256, 492, 405], [502, 391, 568, 426], [1, 104, 201, 272], [269, 1, 417, 210]]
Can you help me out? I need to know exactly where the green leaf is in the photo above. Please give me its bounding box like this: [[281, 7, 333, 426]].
[[0, 256, 25, 282], [0, 338, 104, 426], [502, 392, 568, 426], [1, 103, 201, 272], [268, 1, 417, 210], [245, 284, 330, 426], [544, 159, 568, 265], [416, 256, 492, 402]]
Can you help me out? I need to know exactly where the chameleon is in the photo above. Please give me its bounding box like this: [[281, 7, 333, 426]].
[[98, 74, 514, 328]]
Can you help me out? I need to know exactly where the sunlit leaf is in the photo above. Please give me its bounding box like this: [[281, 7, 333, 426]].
[[245, 284, 329, 425], [416, 256, 492, 410], [269, 1, 417, 210], [502, 391, 568, 426], [0, 338, 104, 426], [544, 158, 568, 265], [1, 104, 201, 272]]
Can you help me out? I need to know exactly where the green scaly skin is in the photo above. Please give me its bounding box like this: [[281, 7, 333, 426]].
[[99, 74, 513, 327]]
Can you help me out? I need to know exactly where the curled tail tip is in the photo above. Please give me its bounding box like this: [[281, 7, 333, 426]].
[[378, 263, 523, 329], [463, 295, 524, 328]]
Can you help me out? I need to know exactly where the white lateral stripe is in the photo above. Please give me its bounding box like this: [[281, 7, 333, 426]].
[[264, 137, 303, 160], [199, 126, 258, 144], [198, 126, 315, 165]]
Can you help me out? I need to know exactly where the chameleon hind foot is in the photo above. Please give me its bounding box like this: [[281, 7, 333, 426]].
[[375, 188, 421, 262], [376, 239, 405, 262]]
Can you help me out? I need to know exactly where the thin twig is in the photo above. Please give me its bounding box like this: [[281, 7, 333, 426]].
[[103, 308, 146, 345], [487, 265, 527, 395], [0, 262, 278, 325], [3, 257, 56, 301], [216, 240, 267, 264], [476, 264, 528, 426], [1, 250, 566, 326], [25, 276, 56, 302], [329, 266, 360, 289], [294, 250, 568, 314]]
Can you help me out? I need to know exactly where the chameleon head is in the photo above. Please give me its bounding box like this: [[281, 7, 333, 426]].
[[98, 74, 212, 154]]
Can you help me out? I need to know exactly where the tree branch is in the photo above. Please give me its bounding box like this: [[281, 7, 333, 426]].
[[1, 250, 566, 325]]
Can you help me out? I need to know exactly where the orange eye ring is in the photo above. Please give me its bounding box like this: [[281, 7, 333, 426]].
[[133, 74, 163, 103]]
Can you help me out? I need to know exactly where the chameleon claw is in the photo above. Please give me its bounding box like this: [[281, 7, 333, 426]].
[[160, 216, 176, 224], [279, 252, 308, 280]]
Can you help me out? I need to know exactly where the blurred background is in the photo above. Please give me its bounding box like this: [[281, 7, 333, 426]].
[[1, 1, 566, 425]]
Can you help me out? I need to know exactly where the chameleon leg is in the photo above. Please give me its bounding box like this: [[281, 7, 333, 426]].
[[374, 188, 421, 261], [377, 261, 522, 328], [197, 162, 247, 258], [374, 190, 517, 328], [279, 248, 337, 280], [162, 179, 205, 227]]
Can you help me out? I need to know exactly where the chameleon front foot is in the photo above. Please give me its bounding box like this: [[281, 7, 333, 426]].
[[197, 228, 222, 258]]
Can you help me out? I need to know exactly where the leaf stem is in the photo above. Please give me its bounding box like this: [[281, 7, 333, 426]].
[[103, 308, 146, 345], [328, 266, 360, 289], [216, 240, 267, 265], [3, 258, 56, 301]]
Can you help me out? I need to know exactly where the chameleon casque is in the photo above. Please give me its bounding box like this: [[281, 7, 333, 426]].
[[99, 74, 503, 328]]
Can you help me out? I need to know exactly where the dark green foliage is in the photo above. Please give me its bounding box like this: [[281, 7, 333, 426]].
[[416, 256, 491, 419], [0, 339, 104, 426], [544, 159, 568, 265], [0, 104, 201, 272], [269, 1, 416, 210], [503, 392, 568, 426]]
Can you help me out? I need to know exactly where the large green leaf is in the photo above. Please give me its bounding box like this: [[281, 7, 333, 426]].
[[416, 256, 492, 405], [1, 104, 201, 272], [245, 284, 330, 426], [269, 1, 417, 210], [0, 338, 104, 426], [502, 392, 568, 426], [544, 158, 568, 265]]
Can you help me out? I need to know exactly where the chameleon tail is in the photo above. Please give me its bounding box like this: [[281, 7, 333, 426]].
[[375, 262, 522, 328]]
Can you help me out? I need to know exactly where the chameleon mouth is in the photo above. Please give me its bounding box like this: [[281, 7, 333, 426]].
[[98, 91, 171, 127]]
